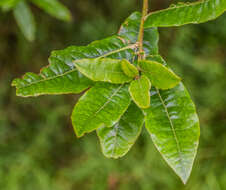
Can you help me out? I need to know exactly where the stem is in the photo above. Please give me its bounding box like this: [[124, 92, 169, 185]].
[[138, 0, 149, 60]]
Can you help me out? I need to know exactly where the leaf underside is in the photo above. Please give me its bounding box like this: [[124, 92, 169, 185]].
[[139, 60, 181, 90], [129, 75, 151, 109], [74, 58, 133, 84]]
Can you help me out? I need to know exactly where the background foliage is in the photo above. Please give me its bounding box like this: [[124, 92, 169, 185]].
[[0, 0, 226, 189]]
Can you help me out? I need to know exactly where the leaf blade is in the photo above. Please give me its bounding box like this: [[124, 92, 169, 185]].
[[129, 75, 151, 108], [74, 58, 133, 84], [139, 60, 181, 89], [144, 0, 226, 28], [31, 0, 72, 22], [13, 1, 36, 41], [71, 83, 131, 137], [97, 102, 144, 158], [144, 56, 200, 184]]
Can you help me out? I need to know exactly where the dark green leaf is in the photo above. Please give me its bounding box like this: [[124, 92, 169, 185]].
[[119, 12, 159, 55], [144, 0, 226, 28], [71, 83, 131, 137], [139, 60, 181, 89], [129, 75, 151, 108], [74, 58, 133, 84], [144, 56, 200, 184], [12, 35, 135, 97], [13, 1, 36, 41], [97, 102, 144, 158], [31, 0, 72, 22]]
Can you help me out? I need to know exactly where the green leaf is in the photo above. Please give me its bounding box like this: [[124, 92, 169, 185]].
[[31, 0, 72, 22], [121, 59, 139, 78], [71, 83, 131, 137], [144, 0, 226, 28], [12, 35, 135, 97], [139, 60, 181, 90], [74, 58, 133, 84], [0, 0, 20, 11], [12, 12, 159, 97], [119, 12, 159, 55], [97, 102, 144, 158], [13, 1, 36, 41], [144, 56, 200, 184], [129, 75, 151, 109]]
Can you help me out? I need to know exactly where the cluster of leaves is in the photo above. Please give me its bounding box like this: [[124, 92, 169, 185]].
[[0, 0, 71, 41], [12, 0, 226, 184]]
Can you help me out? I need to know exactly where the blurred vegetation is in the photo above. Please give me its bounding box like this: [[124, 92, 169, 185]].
[[0, 0, 226, 189]]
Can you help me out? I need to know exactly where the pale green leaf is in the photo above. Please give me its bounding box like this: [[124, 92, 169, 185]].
[[144, 0, 226, 28], [121, 59, 139, 78], [31, 0, 72, 21], [71, 83, 131, 137], [129, 75, 151, 109], [74, 58, 133, 84], [144, 56, 200, 184], [97, 102, 144, 158], [139, 60, 181, 90], [13, 1, 36, 41]]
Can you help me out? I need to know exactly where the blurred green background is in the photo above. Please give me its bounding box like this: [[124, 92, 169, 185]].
[[0, 0, 226, 189]]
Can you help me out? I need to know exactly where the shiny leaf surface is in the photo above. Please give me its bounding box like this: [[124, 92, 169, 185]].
[[144, 56, 200, 184], [13, 1, 36, 41], [12, 35, 135, 97], [144, 0, 226, 28], [71, 83, 131, 137], [139, 60, 181, 89], [74, 58, 133, 84], [129, 75, 151, 108], [97, 102, 144, 158]]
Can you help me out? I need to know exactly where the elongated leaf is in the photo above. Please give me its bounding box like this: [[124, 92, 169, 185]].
[[121, 59, 139, 78], [97, 102, 144, 158], [71, 83, 131, 137], [144, 56, 200, 184], [139, 60, 181, 89], [144, 0, 226, 28], [13, 1, 36, 41], [74, 58, 133, 84], [31, 0, 72, 21], [12, 35, 135, 97], [129, 75, 151, 109], [12, 12, 159, 97]]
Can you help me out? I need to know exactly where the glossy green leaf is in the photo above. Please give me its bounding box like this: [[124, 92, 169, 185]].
[[12, 12, 158, 97], [139, 60, 181, 90], [74, 58, 133, 84], [129, 75, 151, 109], [144, 56, 200, 184], [71, 83, 131, 137], [13, 1, 36, 41], [12, 35, 135, 97], [121, 59, 139, 78], [97, 102, 144, 158], [31, 0, 72, 22], [119, 12, 159, 55], [144, 0, 226, 28]]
